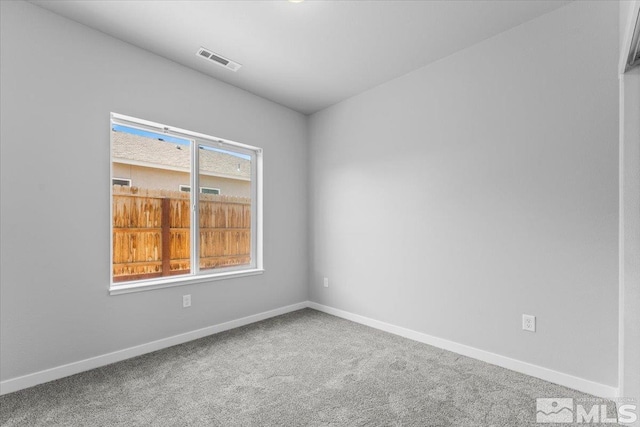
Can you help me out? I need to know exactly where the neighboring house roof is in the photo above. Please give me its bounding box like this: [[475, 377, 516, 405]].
[[112, 130, 251, 181]]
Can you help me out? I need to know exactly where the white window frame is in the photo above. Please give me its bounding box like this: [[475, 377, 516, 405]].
[[109, 112, 263, 295]]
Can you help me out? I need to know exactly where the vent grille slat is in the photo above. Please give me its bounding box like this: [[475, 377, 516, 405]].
[[208, 54, 229, 66], [196, 47, 241, 72]]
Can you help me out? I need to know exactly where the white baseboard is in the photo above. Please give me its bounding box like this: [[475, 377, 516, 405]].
[[1, 300, 619, 399], [0, 301, 308, 396], [307, 302, 619, 399]]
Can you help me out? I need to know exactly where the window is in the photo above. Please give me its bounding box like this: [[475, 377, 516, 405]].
[[179, 185, 221, 195], [112, 178, 131, 187], [110, 113, 262, 294], [201, 187, 220, 195]]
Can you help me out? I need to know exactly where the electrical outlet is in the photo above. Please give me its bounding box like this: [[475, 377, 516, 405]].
[[323, 277, 329, 288], [183, 294, 191, 308], [522, 314, 536, 332]]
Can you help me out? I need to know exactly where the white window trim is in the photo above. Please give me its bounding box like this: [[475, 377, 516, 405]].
[[109, 112, 263, 295], [109, 269, 265, 295]]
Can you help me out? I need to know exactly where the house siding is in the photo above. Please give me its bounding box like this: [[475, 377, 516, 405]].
[[112, 163, 251, 197]]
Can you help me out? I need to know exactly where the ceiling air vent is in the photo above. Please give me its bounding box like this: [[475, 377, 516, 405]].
[[196, 47, 241, 72]]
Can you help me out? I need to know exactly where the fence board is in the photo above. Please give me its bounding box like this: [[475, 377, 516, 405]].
[[113, 186, 251, 281]]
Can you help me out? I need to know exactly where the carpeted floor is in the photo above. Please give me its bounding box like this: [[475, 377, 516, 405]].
[[0, 308, 618, 426]]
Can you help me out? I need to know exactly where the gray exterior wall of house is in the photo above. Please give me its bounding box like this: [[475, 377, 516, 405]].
[[112, 163, 251, 197]]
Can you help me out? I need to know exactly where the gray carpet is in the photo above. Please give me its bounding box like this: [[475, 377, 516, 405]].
[[0, 308, 619, 426]]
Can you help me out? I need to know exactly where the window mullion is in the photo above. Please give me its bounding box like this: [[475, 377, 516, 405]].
[[191, 140, 200, 276]]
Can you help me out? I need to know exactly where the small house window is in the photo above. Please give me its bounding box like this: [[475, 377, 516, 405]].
[[201, 187, 220, 195], [179, 185, 221, 195], [112, 178, 131, 187]]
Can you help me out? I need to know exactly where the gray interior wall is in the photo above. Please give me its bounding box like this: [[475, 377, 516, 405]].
[[621, 64, 640, 419], [308, 0, 619, 387], [620, 0, 640, 410], [0, 0, 308, 381]]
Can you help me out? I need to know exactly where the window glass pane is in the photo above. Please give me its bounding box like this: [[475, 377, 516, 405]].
[[198, 144, 252, 271], [111, 125, 191, 283]]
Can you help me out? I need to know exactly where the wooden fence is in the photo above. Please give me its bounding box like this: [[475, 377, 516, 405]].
[[113, 186, 251, 282]]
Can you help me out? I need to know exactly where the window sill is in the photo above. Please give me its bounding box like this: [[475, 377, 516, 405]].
[[109, 269, 265, 295]]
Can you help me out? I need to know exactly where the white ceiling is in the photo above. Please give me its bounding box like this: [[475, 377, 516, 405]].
[[31, 0, 571, 115]]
